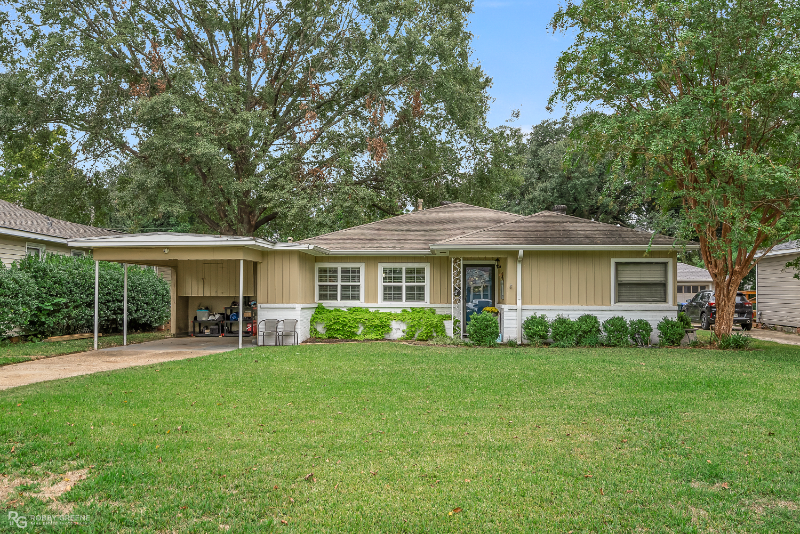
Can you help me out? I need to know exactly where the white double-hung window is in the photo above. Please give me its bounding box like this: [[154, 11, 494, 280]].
[[316, 263, 364, 303], [379, 263, 429, 304]]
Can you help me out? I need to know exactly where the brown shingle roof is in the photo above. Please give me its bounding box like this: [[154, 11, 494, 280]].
[[434, 210, 679, 247], [0, 200, 118, 240], [300, 202, 524, 251]]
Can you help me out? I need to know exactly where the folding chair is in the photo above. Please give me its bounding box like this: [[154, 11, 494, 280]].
[[259, 319, 280, 346], [279, 319, 299, 346]]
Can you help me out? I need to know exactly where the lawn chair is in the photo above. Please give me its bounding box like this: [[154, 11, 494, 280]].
[[259, 319, 280, 346], [279, 319, 299, 346]]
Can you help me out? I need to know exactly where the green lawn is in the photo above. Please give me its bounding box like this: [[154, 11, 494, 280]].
[[0, 332, 170, 367], [1, 341, 799, 532]]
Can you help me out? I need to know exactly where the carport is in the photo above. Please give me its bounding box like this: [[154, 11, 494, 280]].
[[68, 233, 276, 350]]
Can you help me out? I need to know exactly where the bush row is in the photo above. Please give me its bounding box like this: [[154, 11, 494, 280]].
[[310, 305, 450, 341], [520, 313, 678, 347], [0, 254, 171, 339]]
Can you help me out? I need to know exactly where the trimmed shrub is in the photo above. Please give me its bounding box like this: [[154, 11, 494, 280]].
[[550, 316, 578, 347], [521, 313, 549, 346], [466, 311, 500, 346], [1, 254, 170, 338], [575, 314, 601, 346], [657, 317, 685, 346], [310, 305, 450, 340], [715, 333, 752, 350], [602, 316, 630, 347], [0, 268, 37, 335], [628, 319, 653, 346], [677, 312, 692, 329]]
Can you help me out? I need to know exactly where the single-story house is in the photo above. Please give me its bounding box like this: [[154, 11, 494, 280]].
[[677, 262, 714, 303], [756, 239, 800, 330], [69, 203, 692, 344], [0, 199, 116, 265], [0, 199, 171, 283]]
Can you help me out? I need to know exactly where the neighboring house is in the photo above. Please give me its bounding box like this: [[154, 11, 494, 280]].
[[677, 262, 714, 303], [70, 203, 692, 344], [0, 199, 117, 265], [0, 200, 171, 283], [756, 240, 800, 329]]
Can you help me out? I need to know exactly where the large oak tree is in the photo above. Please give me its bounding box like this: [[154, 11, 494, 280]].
[[3, 0, 491, 235], [549, 0, 800, 336]]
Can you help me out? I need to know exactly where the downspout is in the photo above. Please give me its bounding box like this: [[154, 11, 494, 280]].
[[517, 249, 523, 343]]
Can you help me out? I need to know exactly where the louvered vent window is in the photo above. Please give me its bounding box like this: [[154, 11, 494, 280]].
[[616, 263, 667, 303]]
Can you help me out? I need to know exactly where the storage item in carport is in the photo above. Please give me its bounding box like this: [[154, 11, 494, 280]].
[[197, 309, 210, 321]]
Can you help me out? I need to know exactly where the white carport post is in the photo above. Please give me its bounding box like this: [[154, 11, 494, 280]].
[[516, 250, 523, 344], [123, 263, 128, 346], [238, 259, 244, 349], [94, 260, 99, 350]]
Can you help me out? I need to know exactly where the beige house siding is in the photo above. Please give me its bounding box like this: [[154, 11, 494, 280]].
[[0, 234, 82, 266], [521, 250, 676, 306], [176, 259, 255, 297], [261, 251, 316, 304], [757, 253, 800, 327]]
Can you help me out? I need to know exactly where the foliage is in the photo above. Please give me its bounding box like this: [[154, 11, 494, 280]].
[[465, 311, 500, 347], [677, 312, 692, 330], [601, 316, 630, 347], [310, 305, 450, 341], [574, 314, 601, 346], [549, 316, 578, 348], [657, 318, 686, 347], [499, 116, 641, 224], [428, 335, 465, 347], [0, 267, 36, 335], [0, 255, 170, 338], [506, 338, 517, 348], [787, 254, 800, 280], [628, 319, 654, 347], [4, 0, 493, 237], [521, 314, 550, 346], [715, 333, 753, 350], [549, 0, 800, 336]]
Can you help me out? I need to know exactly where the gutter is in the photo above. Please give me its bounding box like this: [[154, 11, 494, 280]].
[[0, 227, 71, 245]]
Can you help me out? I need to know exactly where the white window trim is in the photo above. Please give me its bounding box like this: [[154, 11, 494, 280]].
[[26, 243, 46, 257], [611, 257, 674, 306], [315, 263, 365, 304], [378, 263, 430, 304]]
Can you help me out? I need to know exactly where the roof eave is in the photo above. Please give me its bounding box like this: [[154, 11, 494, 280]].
[[429, 244, 695, 251], [0, 226, 70, 244], [68, 235, 274, 250]]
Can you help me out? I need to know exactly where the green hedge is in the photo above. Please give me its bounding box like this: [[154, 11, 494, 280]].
[[0, 254, 170, 338], [310, 305, 450, 341]]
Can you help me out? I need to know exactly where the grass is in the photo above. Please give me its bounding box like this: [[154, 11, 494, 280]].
[[1, 341, 799, 532], [0, 332, 170, 367]]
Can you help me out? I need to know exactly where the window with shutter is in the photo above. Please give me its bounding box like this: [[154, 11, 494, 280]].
[[616, 262, 667, 303]]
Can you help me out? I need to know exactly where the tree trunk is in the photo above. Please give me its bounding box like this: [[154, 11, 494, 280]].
[[705, 265, 748, 338]]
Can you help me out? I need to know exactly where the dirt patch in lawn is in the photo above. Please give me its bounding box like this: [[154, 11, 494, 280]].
[[1, 468, 90, 513], [748, 498, 799, 515]]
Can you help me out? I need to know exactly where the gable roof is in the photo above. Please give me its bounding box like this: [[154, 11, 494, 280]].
[[300, 202, 524, 252], [431, 210, 681, 249], [0, 200, 118, 241], [677, 262, 713, 282]]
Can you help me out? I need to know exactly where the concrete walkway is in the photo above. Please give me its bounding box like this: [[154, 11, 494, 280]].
[[747, 329, 800, 347], [0, 337, 248, 391]]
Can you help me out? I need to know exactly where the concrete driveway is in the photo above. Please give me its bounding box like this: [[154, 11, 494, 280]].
[[0, 337, 248, 391]]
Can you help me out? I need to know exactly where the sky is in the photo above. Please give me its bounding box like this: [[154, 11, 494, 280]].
[[468, 1, 574, 130]]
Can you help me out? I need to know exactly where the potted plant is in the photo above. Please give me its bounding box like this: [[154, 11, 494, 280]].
[[677, 312, 697, 346]]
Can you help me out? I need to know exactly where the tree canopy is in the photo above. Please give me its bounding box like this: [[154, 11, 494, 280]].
[[3, 0, 493, 236], [549, 0, 800, 336]]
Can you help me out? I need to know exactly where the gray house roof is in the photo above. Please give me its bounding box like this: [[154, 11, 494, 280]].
[[433, 211, 680, 248], [0, 200, 117, 240], [301, 202, 524, 252], [300, 202, 691, 252], [677, 262, 713, 282]]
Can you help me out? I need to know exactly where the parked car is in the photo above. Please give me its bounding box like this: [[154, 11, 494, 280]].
[[682, 290, 753, 330]]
